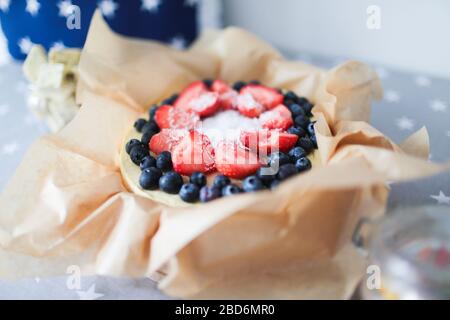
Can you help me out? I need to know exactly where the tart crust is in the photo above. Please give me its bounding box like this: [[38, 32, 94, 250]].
[[120, 124, 322, 207]]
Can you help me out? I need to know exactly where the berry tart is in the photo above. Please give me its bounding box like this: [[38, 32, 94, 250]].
[[120, 80, 320, 206]]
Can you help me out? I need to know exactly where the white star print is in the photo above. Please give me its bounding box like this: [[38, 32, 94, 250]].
[[18, 37, 34, 55], [170, 35, 186, 50], [0, 104, 9, 116], [384, 90, 400, 103], [375, 67, 389, 80], [26, 0, 41, 16], [50, 41, 66, 51], [2, 142, 19, 155], [429, 99, 447, 112], [58, 0, 75, 17], [98, 0, 119, 18], [141, 0, 160, 12], [430, 191, 450, 205], [76, 284, 104, 300], [396, 116, 415, 131], [0, 0, 10, 12], [415, 75, 431, 87], [184, 0, 198, 6]]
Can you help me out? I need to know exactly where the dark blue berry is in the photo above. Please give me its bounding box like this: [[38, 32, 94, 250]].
[[310, 135, 318, 148], [130, 144, 149, 165], [232, 81, 246, 91], [141, 129, 158, 145], [162, 94, 179, 105], [256, 166, 276, 186], [126, 139, 141, 154], [222, 184, 242, 196], [156, 151, 172, 171], [283, 98, 295, 107], [268, 152, 291, 168], [294, 115, 310, 130], [142, 120, 159, 134], [213, 175, 231, 189], [159, 171, 183, 194], [297, 96, 309, 106], [297, 137, 314, 153], [287, 126, 306, 138], [284, 91, 299, 101], [140, 155, 156, 170], [295, 157, 312, 172], [139, 167, 162, 190], [199, 186, 221, 202], [134, 118, 147, 132], [179, 183, 200, 203], [203, 79, 213, 88], [288, 146, 307, 162], [190, 172, 207, 188], [302, 102, 313, 115], [149, 105, 158, 120], [288, 103, 305, 118], [242, 175, 266, 192], [307, 122, 315, 136], [277, 163, 298, 180]]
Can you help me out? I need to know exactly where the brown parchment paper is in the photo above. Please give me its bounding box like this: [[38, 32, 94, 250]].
[[1, 12, 449, 299]]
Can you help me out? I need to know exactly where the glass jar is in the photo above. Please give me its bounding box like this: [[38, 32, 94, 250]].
[[359, 206, 450, 300]]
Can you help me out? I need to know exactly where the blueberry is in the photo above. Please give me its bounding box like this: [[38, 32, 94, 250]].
[[129, 144, 149, 165], [310, 135, 318, 148], [213, 175, 231, 189], [277, 163, 298, 180], [190, 172, 207, 188], [179, 183, 200, 203], [149, 105, 158, 120], [268, 152, 291, 168], [270, 179, 281, 189], [199, 186, 221, 202], [222, 184, 242, 196], [283, 98, 295, 107], [232, 81, 246, 91], [203, 79, 213, 88], [141, 129, 158, 145], [159, 171, 183, 194], [139, 167, 162, 190], [126, 139, 142, 154], [162, 94, 179, 105], [297, 137, 314, 153], [140, 155, 156, 170], [289, 103, 305, 118], [307, 122, 315, 136], [284, 91, 299, 102], [242, 175, 265, 192], [295, 157, 312, 172], [142, 120, 159, 134], [288, 146, 307, 162], [302, 102, 314, 115], [134, 118, 147, 132], [294, 115, 310, 130], [287, 126, 306, 138], [297, 97, 309, 106], [256, 166, 276, 186], [156, 151, 172, 171]]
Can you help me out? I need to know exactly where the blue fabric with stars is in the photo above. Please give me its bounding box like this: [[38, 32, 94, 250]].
[[0, 0, 198, 60]]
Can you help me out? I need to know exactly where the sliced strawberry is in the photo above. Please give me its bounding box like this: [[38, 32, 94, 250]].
[[154, 105, 200, 130], [240, 84, 284, 109], [185, 92, 220, 117], [240, 130, 298, 154], [174, 81, 209, 109], [219, 90, 238, 110], [215, 141, 262, 179], [211, 79, 232, 94], [236, 93, 265, 118], [149, 129, 185, 154], [172, 130, 216, 175], [259, 104, 293, 130]]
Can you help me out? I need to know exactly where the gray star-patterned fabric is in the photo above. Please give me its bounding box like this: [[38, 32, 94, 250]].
[[0, 50, 449, 298], [0, 0, 200, 60]]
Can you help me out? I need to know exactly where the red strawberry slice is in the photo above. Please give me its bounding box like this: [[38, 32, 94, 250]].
[[185, 92, 220, 117], [259, 104, 293, 130], [215, 140, 262, 179], [211, 79, 232, 94], [240, 130, 298, 154], [240, 84, 284, 109], [154, 105, 200, 129], [174, 81, 209, 109], [149, 129, 185, 154], [236, 93, 265, 118], [172, 130, 216, 175]]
